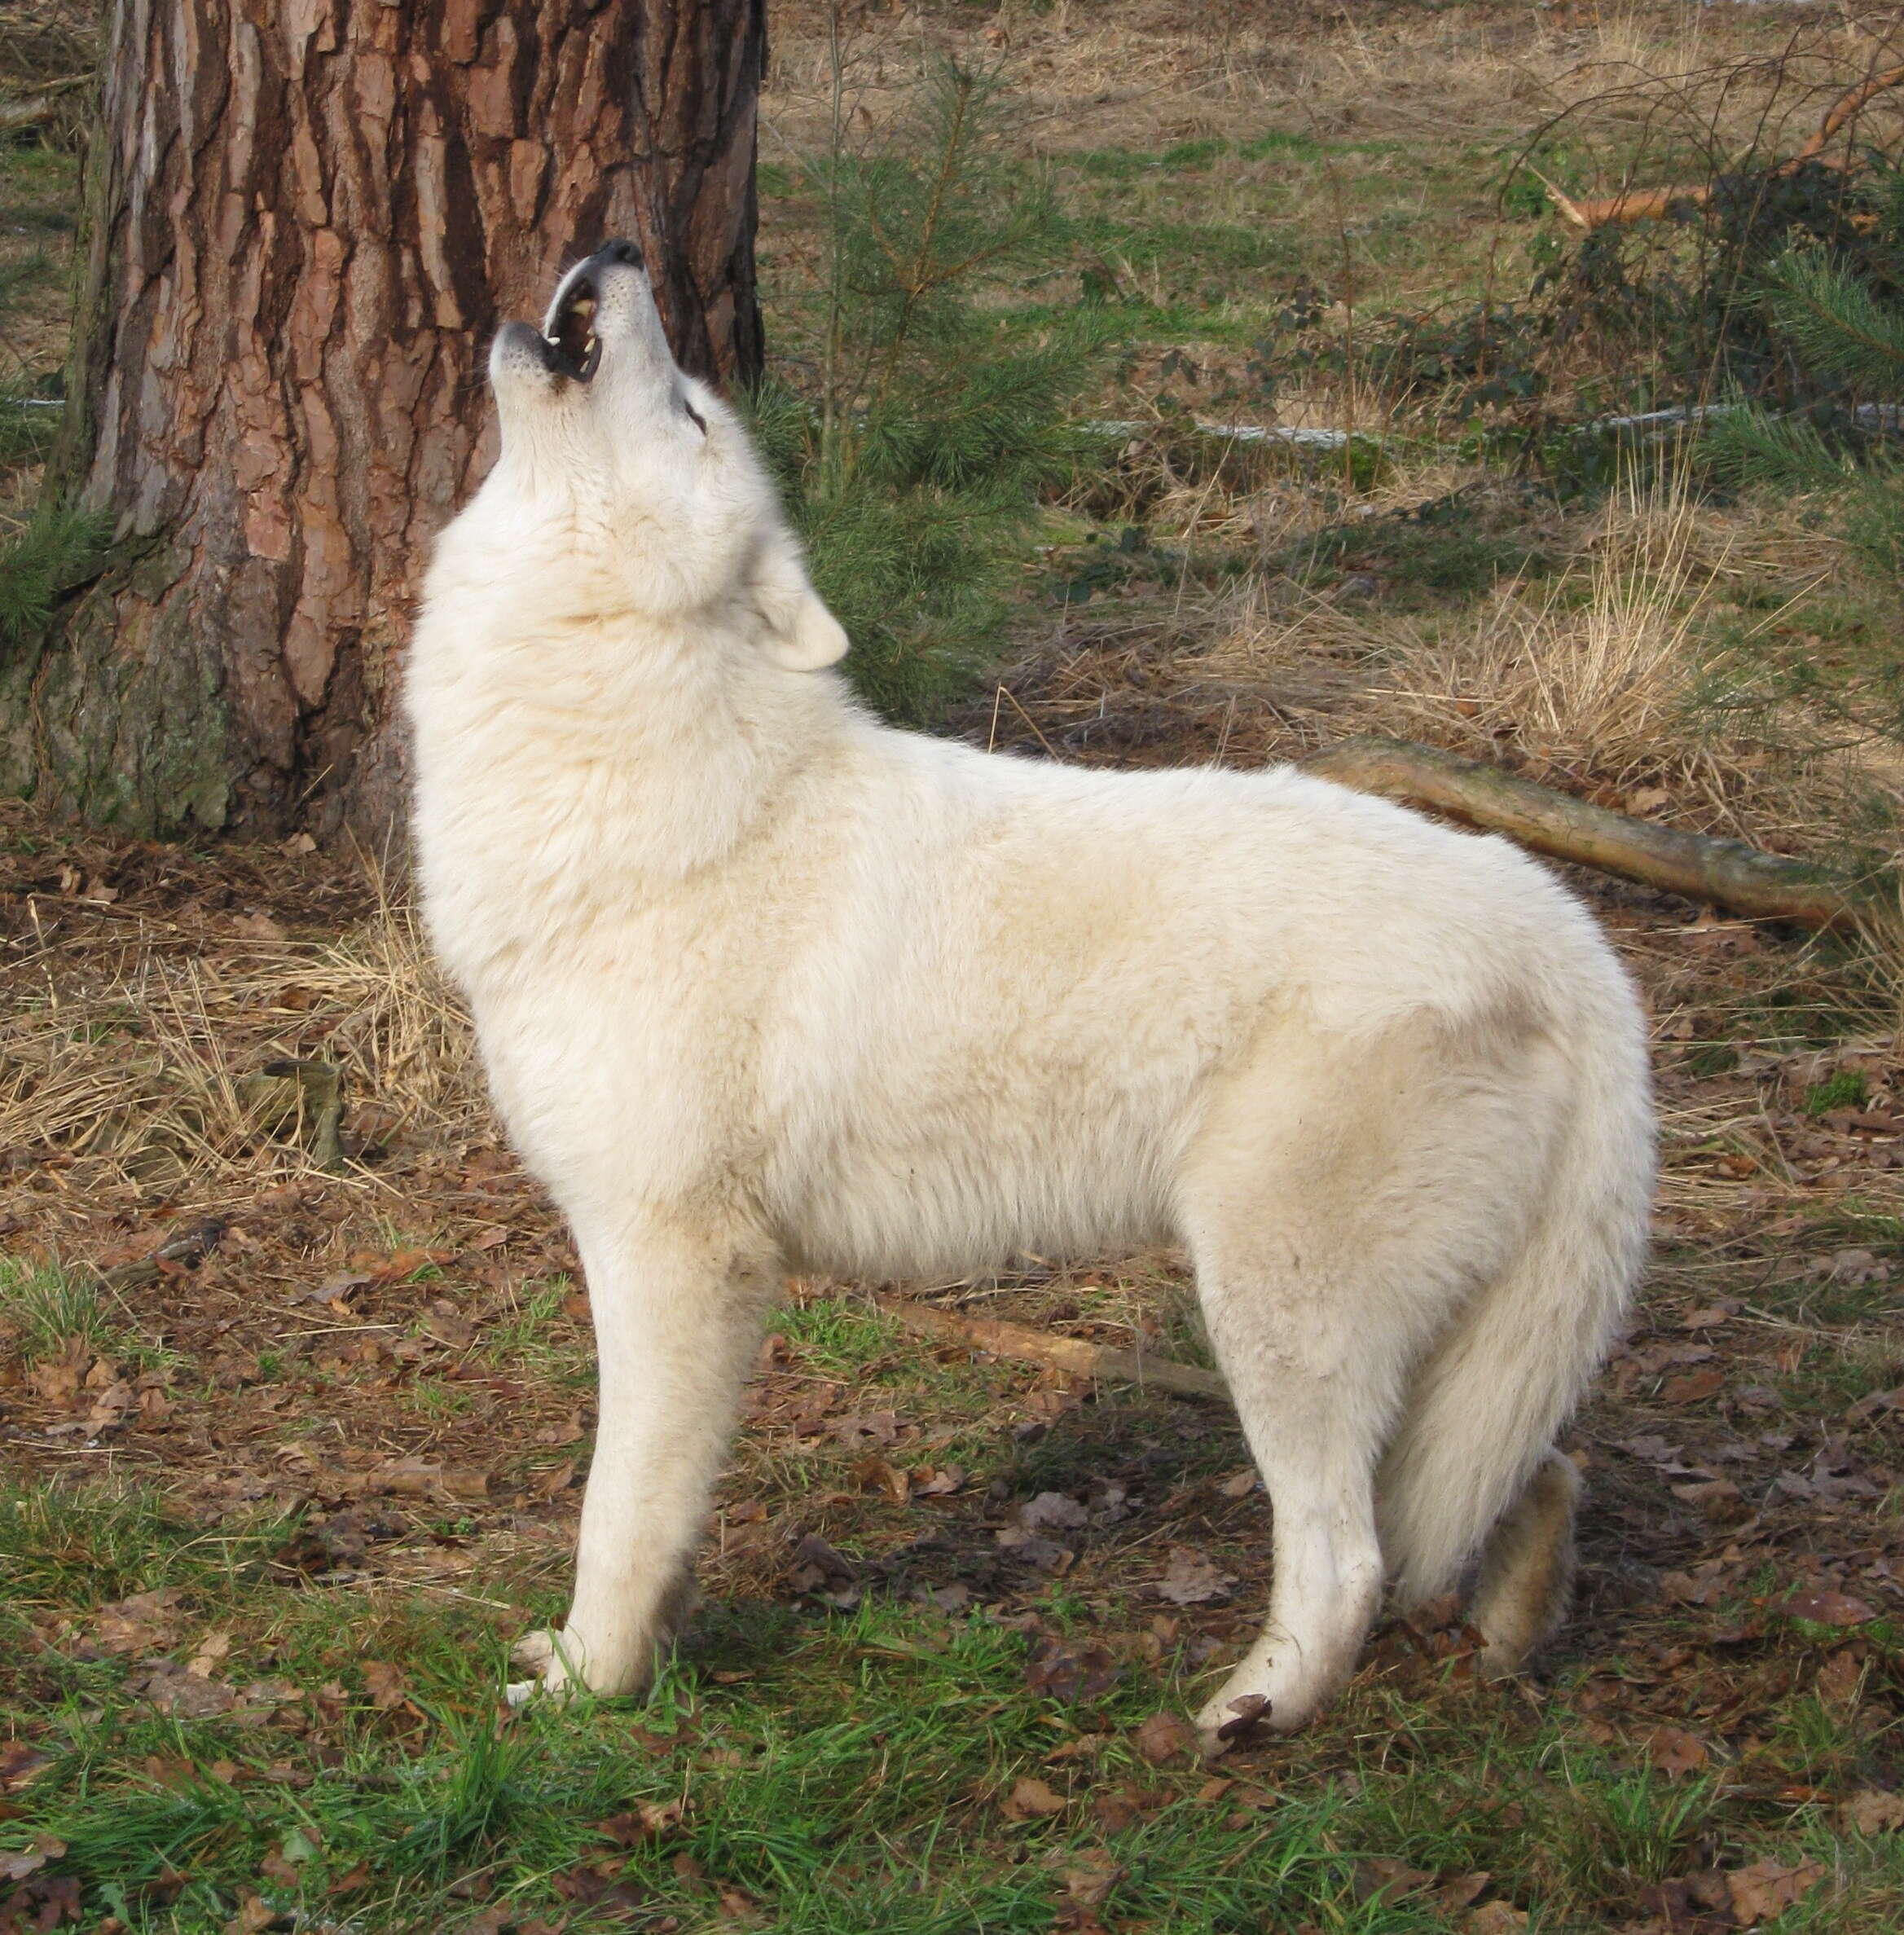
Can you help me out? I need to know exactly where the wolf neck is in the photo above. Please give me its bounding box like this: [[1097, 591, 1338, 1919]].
[[453, 599, 851, 898]]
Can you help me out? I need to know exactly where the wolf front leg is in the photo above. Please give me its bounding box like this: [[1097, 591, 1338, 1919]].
[[511, 1220, 775, 1702]]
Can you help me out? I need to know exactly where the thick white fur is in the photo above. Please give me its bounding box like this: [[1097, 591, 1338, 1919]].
[[407, 253, 1656, 1744]]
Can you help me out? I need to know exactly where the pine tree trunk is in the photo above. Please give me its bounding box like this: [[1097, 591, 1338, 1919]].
[[1, 0, 767, 842]]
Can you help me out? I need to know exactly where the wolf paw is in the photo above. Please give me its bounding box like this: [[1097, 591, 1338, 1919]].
[[505, 1626, 584, 1707]]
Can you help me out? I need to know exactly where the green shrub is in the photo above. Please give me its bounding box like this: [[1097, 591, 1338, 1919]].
[[753, 59, 1108, 723]]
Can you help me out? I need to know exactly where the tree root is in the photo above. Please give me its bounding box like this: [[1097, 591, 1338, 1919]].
[[1303, 737, 1865, 932], [873, 1295, 1228, 1402]]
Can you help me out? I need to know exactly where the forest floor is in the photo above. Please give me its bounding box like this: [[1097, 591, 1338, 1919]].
[[3, 4, 1904, 1933]]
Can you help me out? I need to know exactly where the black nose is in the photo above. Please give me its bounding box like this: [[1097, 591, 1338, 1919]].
[[596, 238, 644, 270]]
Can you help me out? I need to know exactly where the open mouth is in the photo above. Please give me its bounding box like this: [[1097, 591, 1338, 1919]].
[[543, 278, 601, 383]]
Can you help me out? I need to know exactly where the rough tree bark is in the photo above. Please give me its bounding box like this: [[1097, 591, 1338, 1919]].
[[1, 0, 767, 842]]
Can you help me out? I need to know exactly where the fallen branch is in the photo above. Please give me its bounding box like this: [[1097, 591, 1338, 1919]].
[[1303, 737, 1864, 932], [1544, 64, 1904, 229], [91, 1218, 226, 1294], [0, 73, 90, 137], [874, 1295, 1228, 1402]]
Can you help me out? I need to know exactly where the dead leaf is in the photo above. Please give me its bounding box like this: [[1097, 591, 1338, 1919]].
[[1815, 1650, 1865, 1705], [1002, 1775, 1070, 1822], [788, 1530, 855, 1591], [231, 911, 287, 942], [224, 1891, 279, 1934], [1670, 1478, 1744, 1523], [1132, 1711, 1198, 1766], [1841, 1788, 1904, 1833], [1091, 1784, 1155, 1834], [472, 1224, 511, 1249], [1661, 1367, 1726, 1405], [29, 1348, 83, 1407], [1353, 1857, 1432, 1906], [1025, 1637, 1117, 1704], [993, 1526, 1072, 1572], [1154, 1546, 1234, 1605], [1062, 1849, 1122, 1907], [369, 1455, 442, 1497], [1216, 1468, 1258, 1499], [829, 1410, 898, 1449], [1680, 1304, 1737, 1330], [1659, 1568, 1726, 1607], [0, 1836, 64, 1883], [139, 1661, 238, 1719], [593, 1799, 681, 1847], [1466, 1906, 1528, 1935], [853, 1454, 911, 1503], [85, 1379, 134, 1432], [1019, 1491, 1089, 1532], [1043, 1732, 1106, 1765], [1439, 1871, 1492, 1911], [257, 1849, 302, 1889], [1639, 1725, 1709, 1777], [531, 1460, 577, 1499], [1725, 1858, 1824, 1924], [0, 1741, 52, 1791], [424, 1310, 476, 1349], [84, 1588, 185, 1656], [1783, 1587, 1876, 1625], [362, 1660, 407, 1710]]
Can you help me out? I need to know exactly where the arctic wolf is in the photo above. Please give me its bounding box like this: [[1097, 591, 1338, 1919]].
[[407, 240, 1655, 1745]]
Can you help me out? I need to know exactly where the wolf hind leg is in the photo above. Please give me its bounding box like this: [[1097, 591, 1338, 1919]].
[[1179, 1014, 1562, 1746], [1467, 1449, 1581, 1675], [1185, 1252, 1405, 1747]]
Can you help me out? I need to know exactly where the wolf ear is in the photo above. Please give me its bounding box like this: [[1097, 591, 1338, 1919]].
[[750, 532, 849, 672]]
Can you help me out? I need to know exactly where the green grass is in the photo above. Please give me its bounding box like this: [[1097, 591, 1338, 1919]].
[[6, 1471, 1897, 1932], [0, 1253, 112, 1362], [481, 1275, 587, 1382]]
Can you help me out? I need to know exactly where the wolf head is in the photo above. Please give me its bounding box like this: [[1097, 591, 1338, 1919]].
[[467, 240, 846, 673]]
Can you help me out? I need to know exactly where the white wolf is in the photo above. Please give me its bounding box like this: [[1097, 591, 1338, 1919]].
[[407, 241, 1655, 1745]]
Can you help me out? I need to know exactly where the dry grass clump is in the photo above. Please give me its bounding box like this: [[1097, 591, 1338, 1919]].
[[1384, 477, 1718, 783], [0, 891, 485, 1223], [1172, 469, 1875, 846]]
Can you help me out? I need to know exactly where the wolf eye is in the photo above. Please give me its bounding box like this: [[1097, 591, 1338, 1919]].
[[683, 399, 707, 436]]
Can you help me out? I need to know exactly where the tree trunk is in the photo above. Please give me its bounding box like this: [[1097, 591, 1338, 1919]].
[[1, 0, 767, 843]]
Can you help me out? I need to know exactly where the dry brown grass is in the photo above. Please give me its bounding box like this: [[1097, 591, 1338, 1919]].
[[1, 882, 484, 1230]]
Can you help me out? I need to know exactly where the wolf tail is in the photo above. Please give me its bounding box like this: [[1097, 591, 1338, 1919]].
[[1376, 999, 1653, 1639]]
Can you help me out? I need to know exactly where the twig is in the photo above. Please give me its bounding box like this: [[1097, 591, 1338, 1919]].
[[875, 1294, 1228, 1402], [1302, 737, 1866, 931]]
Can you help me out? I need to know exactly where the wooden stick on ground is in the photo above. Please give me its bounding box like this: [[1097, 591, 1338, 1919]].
[[1303, 737, 1865, 932], [0, 73, 91, 137], [874, 1295, 1229, 1402]]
